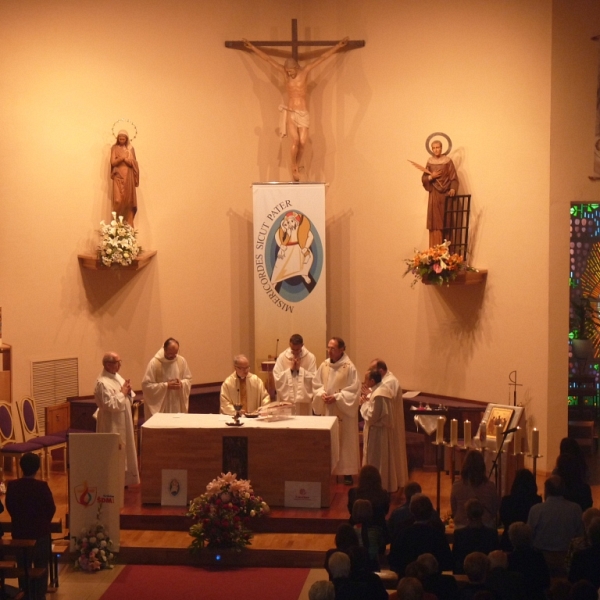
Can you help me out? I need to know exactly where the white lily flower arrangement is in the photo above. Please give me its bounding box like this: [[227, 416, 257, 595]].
[[98, 212, 141, 267]]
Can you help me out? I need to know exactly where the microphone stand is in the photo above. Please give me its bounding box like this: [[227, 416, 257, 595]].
[[488, 428, 517, 495]]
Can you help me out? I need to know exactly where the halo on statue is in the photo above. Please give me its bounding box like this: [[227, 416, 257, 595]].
[[425, 132, 452, 156], [111, 118, 138, 141]]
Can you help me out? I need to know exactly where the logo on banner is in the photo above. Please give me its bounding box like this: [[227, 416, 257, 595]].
[[169, 479, 181, 496], [74, 482, 97, 507], [255, 202, 323, 311]]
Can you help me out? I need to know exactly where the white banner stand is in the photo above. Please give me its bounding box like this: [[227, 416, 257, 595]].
[[69, 433, 123, 551]]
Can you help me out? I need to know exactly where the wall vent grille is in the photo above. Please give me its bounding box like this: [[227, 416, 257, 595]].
[[31, 358, 78, 433]]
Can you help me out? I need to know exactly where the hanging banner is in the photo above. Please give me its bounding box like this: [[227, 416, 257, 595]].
[[253, 183, 326, 371], [69, 433, 123, 551]]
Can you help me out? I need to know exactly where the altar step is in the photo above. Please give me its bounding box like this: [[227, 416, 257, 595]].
[[118, 546, 327, 568], [120, 513, 346, 534], [117, 531, 332, 568]]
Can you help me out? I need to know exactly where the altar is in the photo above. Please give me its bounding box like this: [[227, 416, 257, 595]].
[[140, 413, 340, 507]]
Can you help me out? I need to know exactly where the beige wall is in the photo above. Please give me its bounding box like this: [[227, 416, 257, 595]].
[[0, 0, 599, 469]]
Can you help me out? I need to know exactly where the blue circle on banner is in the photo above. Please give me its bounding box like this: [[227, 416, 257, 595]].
[[265, 211, 323, 303]]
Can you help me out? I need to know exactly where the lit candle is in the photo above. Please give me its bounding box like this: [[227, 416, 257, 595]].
[[450, 419, 458, 446], [495, 424, 503, 452], [464, 420, 472, 447], [531, 428, 539, 456], [436, 416, 445, 444], [479, 420, 487, 447], [513, 427, 521, 455]]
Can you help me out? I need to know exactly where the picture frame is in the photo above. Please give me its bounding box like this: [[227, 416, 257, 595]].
[[476, 403, 525, 451]]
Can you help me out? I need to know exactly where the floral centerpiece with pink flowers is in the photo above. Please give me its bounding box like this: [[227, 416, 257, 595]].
[[72, 507, 114, 572], [404, 240, 467, 286], [188, 472, 270, 551]]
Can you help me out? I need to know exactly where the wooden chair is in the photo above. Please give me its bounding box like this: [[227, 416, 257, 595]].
[[375, 570, 399, 590], [16, 396, 67, 474], [49, 539, 69, 590], [0, 558, 20, 600], [0, 403, 45, 478], [0, 538, 45, 600]]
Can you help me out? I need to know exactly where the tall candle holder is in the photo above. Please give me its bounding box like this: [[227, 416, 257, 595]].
[[448, 441, 459, 485], [447, 419, 459, 484], [432, 440, 446, 513], [528, 453, 543, 477]]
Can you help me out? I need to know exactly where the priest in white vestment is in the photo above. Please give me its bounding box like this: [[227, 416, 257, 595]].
[[369, 359, 409, 490], [220, 354, 271, 415], [273, 333, 317, 415], [94, 352, 140, 486], [361, 369, 397, 492], [142, 338, 192, 416], [312, 337, 360, 485]]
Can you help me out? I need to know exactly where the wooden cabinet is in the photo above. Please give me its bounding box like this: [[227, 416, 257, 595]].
[[0, 344, 11, 404], [68, 397, 97, 432], [45, 402, 71, 435]]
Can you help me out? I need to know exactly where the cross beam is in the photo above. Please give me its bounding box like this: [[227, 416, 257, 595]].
[[225, 18, 364, 61]]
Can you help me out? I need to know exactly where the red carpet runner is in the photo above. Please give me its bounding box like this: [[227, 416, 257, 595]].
[[100, 565, 311, 600]]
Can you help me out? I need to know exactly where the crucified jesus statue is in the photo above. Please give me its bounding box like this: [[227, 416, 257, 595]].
[[242, 37, 348, 181]]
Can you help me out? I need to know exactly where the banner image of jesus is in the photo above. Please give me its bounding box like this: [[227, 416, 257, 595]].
[[270, 211, 315, 292]]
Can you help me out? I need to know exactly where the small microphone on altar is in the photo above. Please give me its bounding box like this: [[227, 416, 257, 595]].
[[502, 427, 518, 436], [275, 338, 279, 357]]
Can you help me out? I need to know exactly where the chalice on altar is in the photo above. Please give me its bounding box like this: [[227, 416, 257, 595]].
[[227, 403, 244, 427]]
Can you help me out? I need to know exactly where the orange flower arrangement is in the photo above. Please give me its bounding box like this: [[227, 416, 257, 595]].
[[404, 240, 467, 286]]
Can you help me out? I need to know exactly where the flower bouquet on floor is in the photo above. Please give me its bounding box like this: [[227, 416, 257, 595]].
[[72, 505, 114, 572], [97, 211, 141, 267], [404, 240, 468, 286], [187, 472, 270, 552]]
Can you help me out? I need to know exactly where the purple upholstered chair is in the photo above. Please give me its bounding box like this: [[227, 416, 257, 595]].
[[0, 401, 45, 478], [16, 396, 67, 475]]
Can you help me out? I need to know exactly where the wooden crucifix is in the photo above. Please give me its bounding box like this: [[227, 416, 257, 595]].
[[226, 19, 365, 181]]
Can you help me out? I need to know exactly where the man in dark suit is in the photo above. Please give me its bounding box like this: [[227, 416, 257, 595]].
[[6, 452, 56, 600]]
